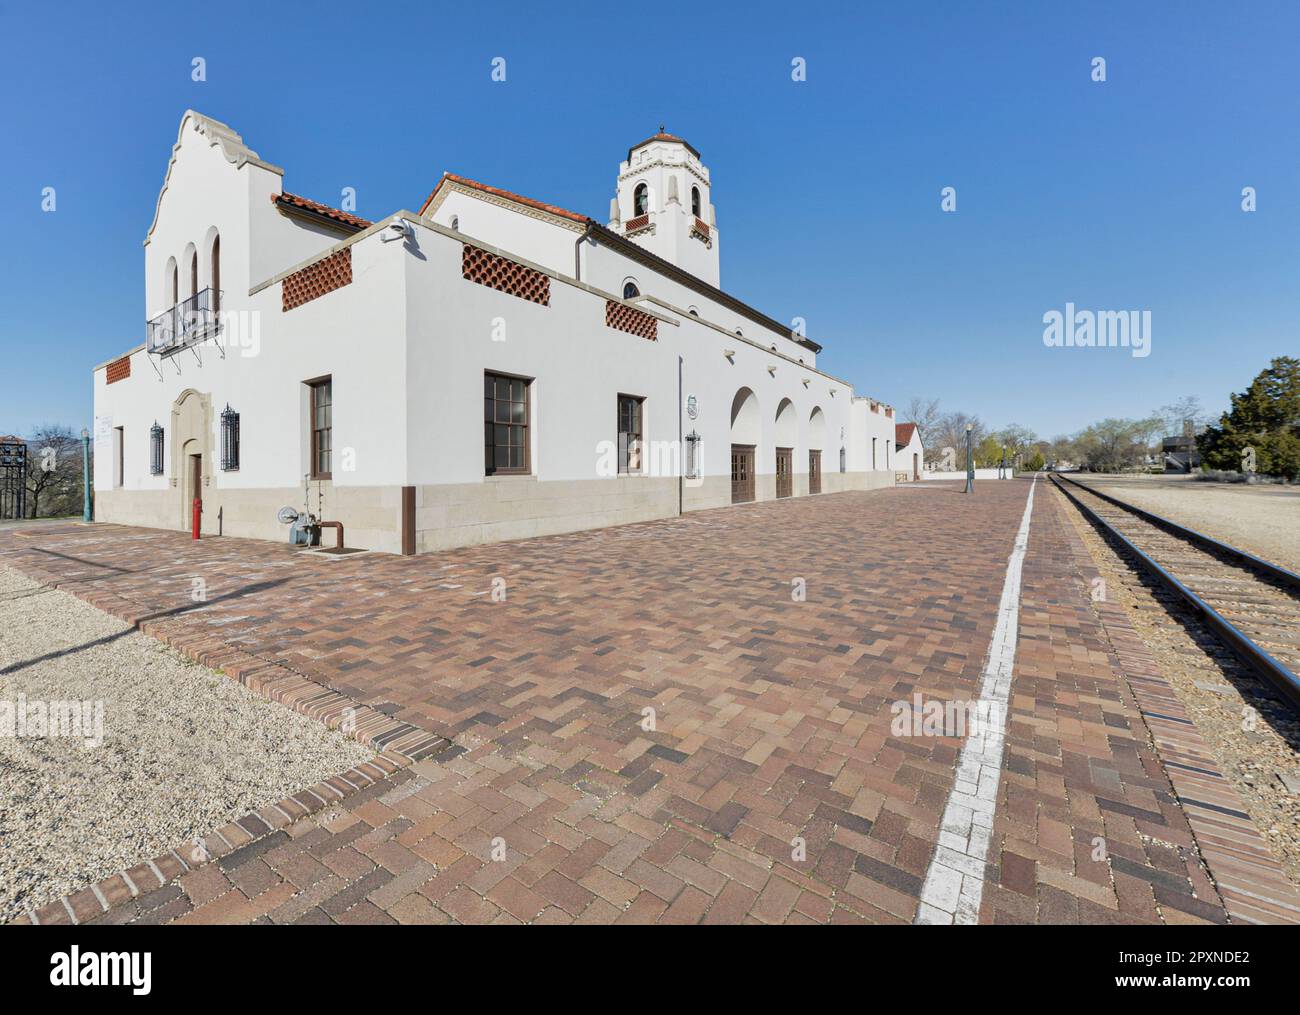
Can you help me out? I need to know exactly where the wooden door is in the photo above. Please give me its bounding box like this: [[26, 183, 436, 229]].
[[731, 444, 755, 504], [808, 450, 822, 494], [776, 448, 792, 498], [189, 453, 202, 529]]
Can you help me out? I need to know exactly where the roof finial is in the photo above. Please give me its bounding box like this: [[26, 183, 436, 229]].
[[658, 122, 665, 134]]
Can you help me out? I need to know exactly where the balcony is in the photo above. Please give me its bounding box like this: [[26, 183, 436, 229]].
[[146, 287, 223, 355]]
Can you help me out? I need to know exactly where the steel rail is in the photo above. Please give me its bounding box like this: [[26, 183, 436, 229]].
[[1055, 473, 1300, 594], [1049, 473, 1300, 711]]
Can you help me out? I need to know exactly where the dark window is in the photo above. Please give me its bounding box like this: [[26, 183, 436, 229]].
[[190, 251, 198, 298], [839, 446, 846, 473], [220, 404, 240, 471], [309, 378, 332, 479], [623, 281, 640, 300], [691, 186, 701, 217], [634, 183, 648, 216], [113, 426, 124, 488], [171, 264, 178, 306], [149, 422, 164, 476], [211, 234, 221, 314], [484, 372, 530, 475], [618, 394, 644, 474]]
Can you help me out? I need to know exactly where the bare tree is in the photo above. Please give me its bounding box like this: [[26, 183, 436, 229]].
[[993, 424, 1038, 464], [1154, 396, 1208, 437], [24, 424, 83, 518], [904, 397, 942, 446], [930, 411, 986, 467]]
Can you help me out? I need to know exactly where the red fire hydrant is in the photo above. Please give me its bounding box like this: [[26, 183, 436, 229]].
[[192, 498, 202, 540]]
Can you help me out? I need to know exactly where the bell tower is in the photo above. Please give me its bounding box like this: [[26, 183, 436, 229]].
[[608, 128, 720, 287]]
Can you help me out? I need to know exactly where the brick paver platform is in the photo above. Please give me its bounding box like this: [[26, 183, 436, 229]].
[[3, 480, 1293, 924]]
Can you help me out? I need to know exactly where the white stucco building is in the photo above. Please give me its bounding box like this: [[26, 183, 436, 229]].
[[92, 111, 900, 554], [895, 423, 925, 482]]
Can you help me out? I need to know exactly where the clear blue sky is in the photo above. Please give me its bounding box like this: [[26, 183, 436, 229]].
[[3, 0, 1296, 440]]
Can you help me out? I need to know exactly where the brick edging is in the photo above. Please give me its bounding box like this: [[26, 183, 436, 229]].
[[1050, 485, 1300, 925], [13, 752, 423, 926], [3, 564, 456, 927]]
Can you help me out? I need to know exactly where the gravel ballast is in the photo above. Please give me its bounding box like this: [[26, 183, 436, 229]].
[[0, 566, 374, 922]]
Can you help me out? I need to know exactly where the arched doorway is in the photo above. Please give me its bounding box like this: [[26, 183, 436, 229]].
[[170, 389, 212, 531], [730, 388, 760, 504]]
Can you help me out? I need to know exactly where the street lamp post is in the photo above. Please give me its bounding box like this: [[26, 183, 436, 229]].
[[964, 423, 974, 494], [81, 427, 91, 522]]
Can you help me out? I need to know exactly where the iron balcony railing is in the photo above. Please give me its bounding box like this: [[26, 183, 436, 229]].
[[146, 287, 223, 355]]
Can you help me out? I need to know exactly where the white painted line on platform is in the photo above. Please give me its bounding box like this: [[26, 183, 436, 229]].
[[915, 474, 1038, 925]]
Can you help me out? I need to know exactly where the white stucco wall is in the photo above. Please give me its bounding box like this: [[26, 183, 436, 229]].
[[92, 112, 902, 552]]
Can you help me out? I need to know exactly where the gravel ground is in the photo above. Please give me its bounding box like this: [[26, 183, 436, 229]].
[[1059, 489, 1300, 891], [1081, 474, 1300, 573], [0, 566, 373, 923]]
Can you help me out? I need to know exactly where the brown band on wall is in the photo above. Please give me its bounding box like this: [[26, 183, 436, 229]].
[[401, 486, 415, 555]]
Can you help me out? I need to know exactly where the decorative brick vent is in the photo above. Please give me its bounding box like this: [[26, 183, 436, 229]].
[[461, 244, 550, 306], [624, 214, 651, 233], [282, 248, 353, 311], [106, 356, 131, 384], [605, 300, 658, 341], [692, 217, 711, 240]]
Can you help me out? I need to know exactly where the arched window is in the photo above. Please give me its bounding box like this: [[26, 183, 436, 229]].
[[623, 281, 640, 300], [633, 183, 648, 216], [190, 251, 198, 301], [210, 234, 221, 313], [450, 214, 459, 231], [691, 186, 701, 218], [688, 307, 699, 317], [169, 260, 178, 308]]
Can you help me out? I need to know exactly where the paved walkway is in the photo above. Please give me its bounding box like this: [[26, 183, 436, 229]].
[[2, 480, 1293, 924]]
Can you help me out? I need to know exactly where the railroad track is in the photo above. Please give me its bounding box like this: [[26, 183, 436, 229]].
[[1051, 473, 1300, 711]]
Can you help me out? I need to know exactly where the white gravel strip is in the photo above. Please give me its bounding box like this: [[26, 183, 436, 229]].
[[0, 565, 373, 923]]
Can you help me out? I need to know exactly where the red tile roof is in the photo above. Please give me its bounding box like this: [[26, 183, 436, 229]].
[[272, 191, 372, 230], [896, 422, 918, 446], [419, 173, 587, 224]]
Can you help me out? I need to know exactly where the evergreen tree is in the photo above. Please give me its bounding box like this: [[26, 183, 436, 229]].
[[1198, 357, 1300, 479]]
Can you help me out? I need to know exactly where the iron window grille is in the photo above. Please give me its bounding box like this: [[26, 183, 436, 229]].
[[149, 422, 164, 475], [685, 430, 701, 479], [220, 404, 240, 471]]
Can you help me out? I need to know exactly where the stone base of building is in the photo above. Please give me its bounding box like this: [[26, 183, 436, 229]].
[[94, 470, 894, 555]]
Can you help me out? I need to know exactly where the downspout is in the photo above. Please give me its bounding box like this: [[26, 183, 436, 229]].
[[574, 221, 595, 281]]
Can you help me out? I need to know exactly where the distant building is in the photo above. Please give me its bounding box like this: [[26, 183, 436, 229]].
[[895, 422, 924, 481], [1162, 422, 1202, 473], [1161, 435, 1199, 472]]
